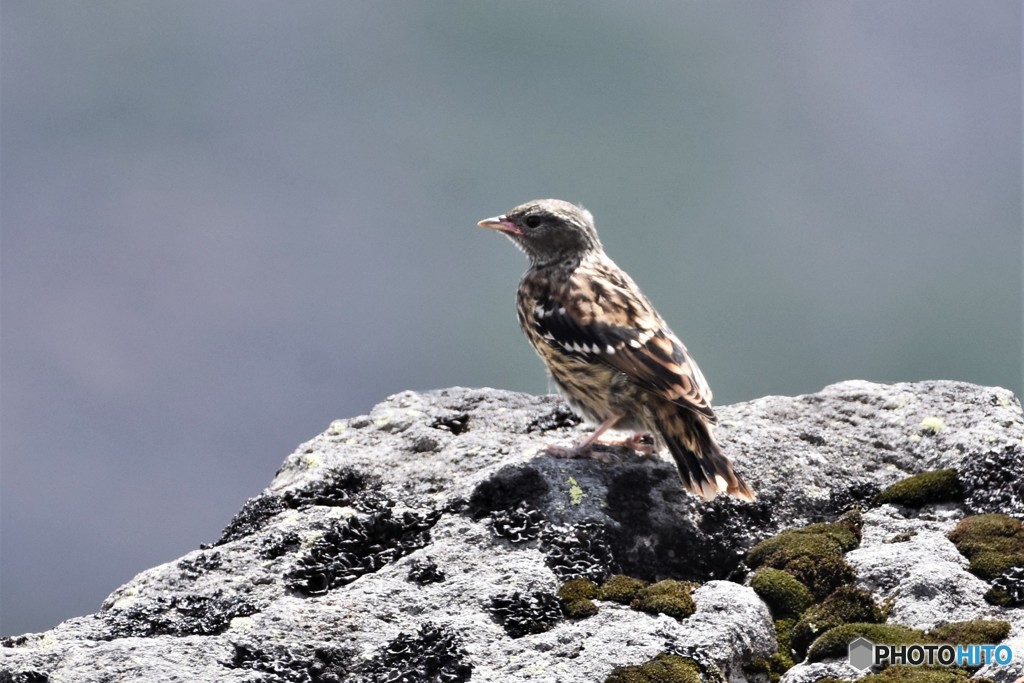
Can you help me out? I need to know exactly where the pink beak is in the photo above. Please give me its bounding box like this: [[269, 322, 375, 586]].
[[477, 214, 523, 235]]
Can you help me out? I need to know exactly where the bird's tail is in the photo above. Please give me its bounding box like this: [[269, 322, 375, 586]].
[[653, 404, 755, 502]]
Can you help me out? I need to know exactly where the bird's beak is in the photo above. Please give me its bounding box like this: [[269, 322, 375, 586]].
[[477, 214, 523, 235]]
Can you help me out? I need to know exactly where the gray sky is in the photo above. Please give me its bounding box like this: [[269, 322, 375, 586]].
[[1, 1, 1020, 636]]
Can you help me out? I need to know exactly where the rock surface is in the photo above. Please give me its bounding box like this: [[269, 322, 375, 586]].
[[2, 380, 1022, 682]]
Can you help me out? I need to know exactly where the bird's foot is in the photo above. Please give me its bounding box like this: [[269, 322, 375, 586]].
[[544, 442, 619, 463], [619, 432, 656, 455], [544, 433, 655, 463]]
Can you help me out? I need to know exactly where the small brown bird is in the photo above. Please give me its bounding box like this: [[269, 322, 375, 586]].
[[479, 199, 754, 501]]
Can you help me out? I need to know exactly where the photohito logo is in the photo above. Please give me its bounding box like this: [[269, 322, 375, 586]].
[[848, 637, 1014, 670]]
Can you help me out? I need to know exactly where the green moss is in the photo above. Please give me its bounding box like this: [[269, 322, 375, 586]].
[[558, 578, 599, 619], [791, 585, 884, 659], [632, 580, 697, 620], [784, 554, 858, 601], [929, 619, 1011, 645], [750, 568, 814, 618], [806, 623, 931, 663], [605, 653, 701, 683], [983, 586, 1014, 607], [860, 665, 970, 683], [598, 575, 649, 604], [947, 514, 1024, 580], [800, 521, 861, 552], [873, 469, 963, 507], [748, 618, 796, 682], [747, 517, 862, 600], [835, 509, 864, 543]]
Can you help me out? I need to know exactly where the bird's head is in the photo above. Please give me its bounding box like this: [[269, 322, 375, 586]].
[[478, 199, 602, 265]]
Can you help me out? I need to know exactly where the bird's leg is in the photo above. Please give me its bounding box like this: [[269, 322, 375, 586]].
[[546, 414, 624, 461], [620, 432, 657, 455]]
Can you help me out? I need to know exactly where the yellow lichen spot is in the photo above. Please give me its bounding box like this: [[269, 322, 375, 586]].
[[567, 476, 584, 505], [919, 416, 944, 434], [303, 451, 325, 468], [328, 420, 347, 435], [374, 416, 391, 427]]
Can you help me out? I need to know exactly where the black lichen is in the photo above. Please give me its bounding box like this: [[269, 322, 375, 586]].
[[527, 403, 582, 432], [604, 462, 772, 582], [352, 623, 472, 683], [489, 503, 545, 544], [468, 465, 551, 518], [176, 551, 223, 580], [407, 557, 445, 585], [229, 641, 356, 683], [217, 494, 288, 544], [286, 508, 440, 595], [101, 593, 263, 639], [217, 468, 388, 545], [260, 530, 302, 559], [959, 444, 1024, 519], [0, 672, 49, 683], [986, 566, 1024, 606], [540, 521, 615, 583], [830, 480, 883, 514], [430, 413, 470, 435], [281, 468, 389, 512], [489, 591, 563, 638]]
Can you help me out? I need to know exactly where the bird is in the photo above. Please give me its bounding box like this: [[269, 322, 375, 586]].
[[478, 198, 755, 502]]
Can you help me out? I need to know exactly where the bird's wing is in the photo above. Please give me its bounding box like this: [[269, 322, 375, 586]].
[[526, 259, 717, 424]]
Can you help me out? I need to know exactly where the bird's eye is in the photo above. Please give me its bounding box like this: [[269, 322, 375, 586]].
[[524, 215, 542, 229]]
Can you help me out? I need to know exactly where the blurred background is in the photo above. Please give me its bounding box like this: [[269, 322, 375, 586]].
[[1, 1, 1019, 636]]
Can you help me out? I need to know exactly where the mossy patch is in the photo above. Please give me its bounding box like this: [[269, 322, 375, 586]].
[[747, 515, 860, 600], [558, 578, 599, 619], [604, 653, 701, 683], [806, 623, 931, 663], [750, 568, 814, 618], [985, 566, 1024, 606], [791, 585, 883, 659], [598, 574, 649, 604], [947, 514, 1024, 580], [748, 617, 797, 682], [873, 469, 963, 507], [860, 665, 972, 683], [928, 619, 1010, 645], [631, 580, 697, 620]]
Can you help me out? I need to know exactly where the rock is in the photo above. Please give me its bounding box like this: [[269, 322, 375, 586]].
[[2, 380, 1022, 682]]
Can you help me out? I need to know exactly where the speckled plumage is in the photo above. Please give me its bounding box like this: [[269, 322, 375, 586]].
[[479, 199, 755, 501]]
